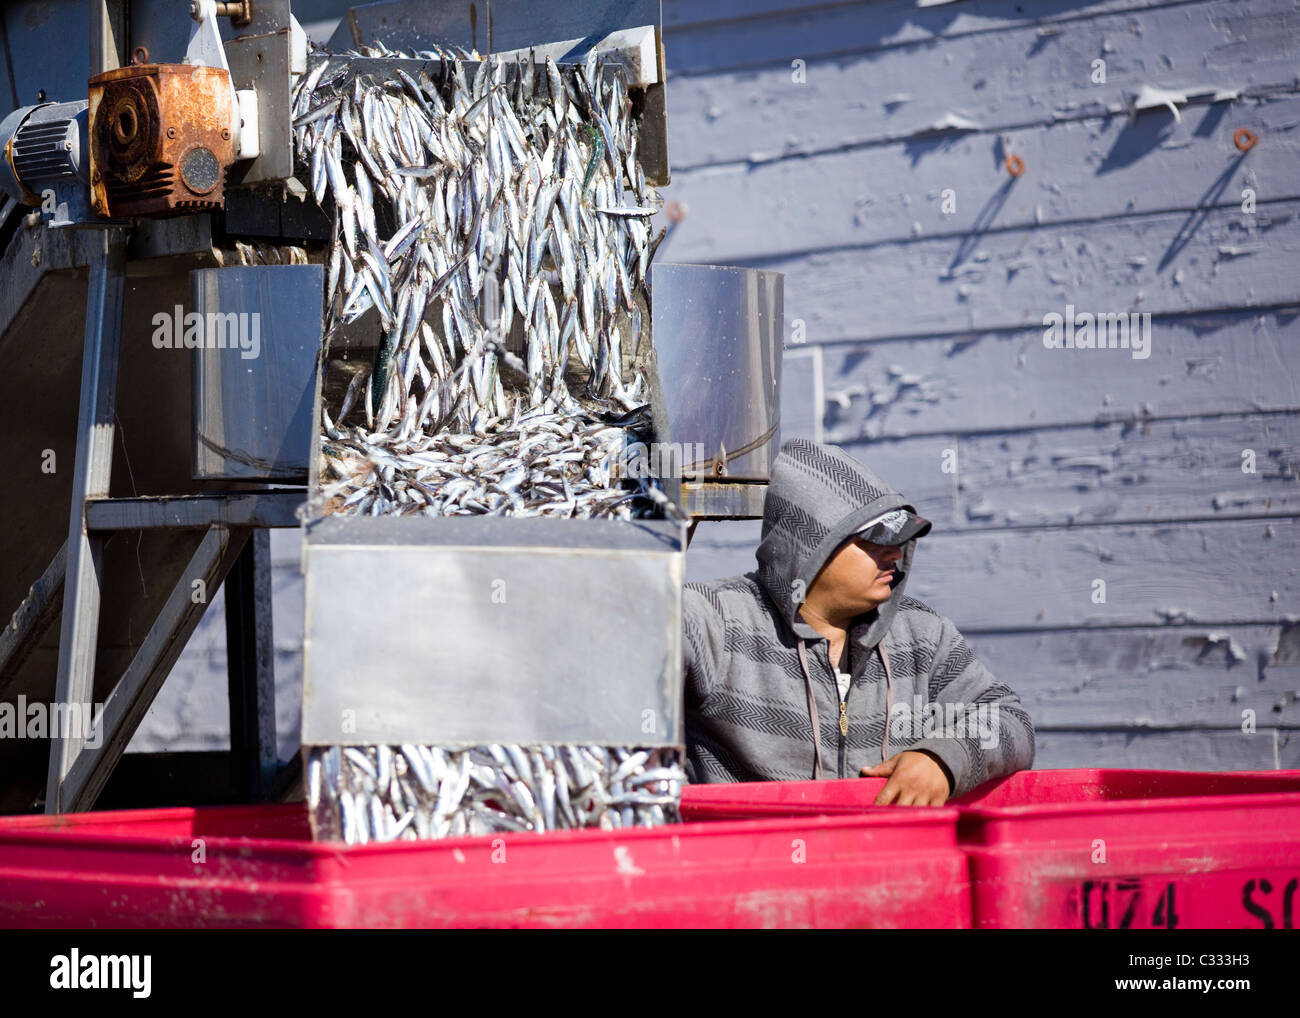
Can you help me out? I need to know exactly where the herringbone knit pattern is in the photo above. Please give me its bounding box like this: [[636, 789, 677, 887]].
[[683, 439, 1036, 792]]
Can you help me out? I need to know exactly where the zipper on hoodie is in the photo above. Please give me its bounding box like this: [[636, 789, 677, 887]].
[[819, 643, 850, 779]]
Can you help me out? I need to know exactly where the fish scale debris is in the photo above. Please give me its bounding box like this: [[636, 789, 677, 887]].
[[296, 44, 685, 843]]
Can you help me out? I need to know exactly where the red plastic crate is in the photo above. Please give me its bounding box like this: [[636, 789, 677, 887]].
[[0, 803, 968, 929], [682, 768, 1300, 817], [682, 769, 1300, 929], [681, 776, 893, 819], [957, 769, 1300, 929]]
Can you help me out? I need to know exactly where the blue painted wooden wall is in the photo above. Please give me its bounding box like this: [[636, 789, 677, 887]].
[[134, 0, 1299, 773], [670, 0, 1300, 771]]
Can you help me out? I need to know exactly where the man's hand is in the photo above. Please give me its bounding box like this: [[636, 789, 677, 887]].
[[861, 750, 952, 806]]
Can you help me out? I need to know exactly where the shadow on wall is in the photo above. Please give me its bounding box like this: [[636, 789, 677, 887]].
[[662, 0, 1147, 74]]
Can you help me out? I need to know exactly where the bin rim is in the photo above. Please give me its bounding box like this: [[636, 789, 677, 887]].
[[0, 800, 961, 856]]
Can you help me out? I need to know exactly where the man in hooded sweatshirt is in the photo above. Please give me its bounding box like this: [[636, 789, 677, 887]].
[[681, 438, 1035, 805]]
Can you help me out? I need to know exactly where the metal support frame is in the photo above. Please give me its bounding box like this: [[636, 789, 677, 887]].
[[90, 0, 127, 75], [0, 540, 66, 698], [85, 491, 305, 531], [45, 227, 128, 814], [224, 529, 278, 802], [682, 481, 769, 520], [58, 525, 251, 812], [39, 225, 299, 812], [37, 489, 299, 811]]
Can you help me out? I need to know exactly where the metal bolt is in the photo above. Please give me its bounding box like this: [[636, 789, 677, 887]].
[[167, 126, 177, 139], [63, 140, 72, 150], [205, 1, 253, 27], [221, 128, 231, 140]]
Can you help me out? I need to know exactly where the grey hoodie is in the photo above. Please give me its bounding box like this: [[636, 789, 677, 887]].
[[681, 439, 1035, 794]]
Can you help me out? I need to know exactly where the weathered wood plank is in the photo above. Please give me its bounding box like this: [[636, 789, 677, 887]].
[[950, 412, 1300, 528], [663, 0, 1161, 41], [907, 518, 1299, 631], [1030, 728, 1292, 770], [780, 346, 824, 444], [683, 431, 959, 570], [686, 519, 763, 582], [660, 94, 1299, 262], [836, 433, 959, 528], [965, 623, 1300, 728], [691, 412, 1300, 535], [760, 199, 1300, 343], [686, 536, 1300, 730], [821, 308, 1300, 441], [664, 0, 1300, 167], [682, 518, 1300, 620], [693, 517, 1300, 632]]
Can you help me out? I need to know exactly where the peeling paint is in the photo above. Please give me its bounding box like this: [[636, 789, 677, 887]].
[[925, 111, 981, 133], [1211, 491, 1260, 510], [826, 384, 867, 411], [1199, 631, 1249, 664], [673, 1, 1300, 767], [1274, 620, 1300, 666], [1129, 85, 1188, 122]]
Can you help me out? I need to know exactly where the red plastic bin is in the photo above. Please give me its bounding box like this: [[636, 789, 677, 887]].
[[683, 767, 1300, 815], [684, 769, 1300, 929], [681, 776, 894, 819], [957, 769, 1300, 929], [0, 802, 968, 929]]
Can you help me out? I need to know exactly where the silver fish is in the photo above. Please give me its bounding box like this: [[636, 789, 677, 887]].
[[296, 46, 687, 844]]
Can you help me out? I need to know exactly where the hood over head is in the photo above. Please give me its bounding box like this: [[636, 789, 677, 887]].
[[755, 439, 930, 650]]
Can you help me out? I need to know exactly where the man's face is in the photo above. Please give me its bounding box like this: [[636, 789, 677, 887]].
[[807, 537, 903, 617]]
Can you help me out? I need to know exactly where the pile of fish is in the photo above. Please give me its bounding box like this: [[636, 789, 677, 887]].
[[293, 43, 686, 842], [320, 396, 668, 518], [295, 43, 664, 436], [310, 745, 684, 842]]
